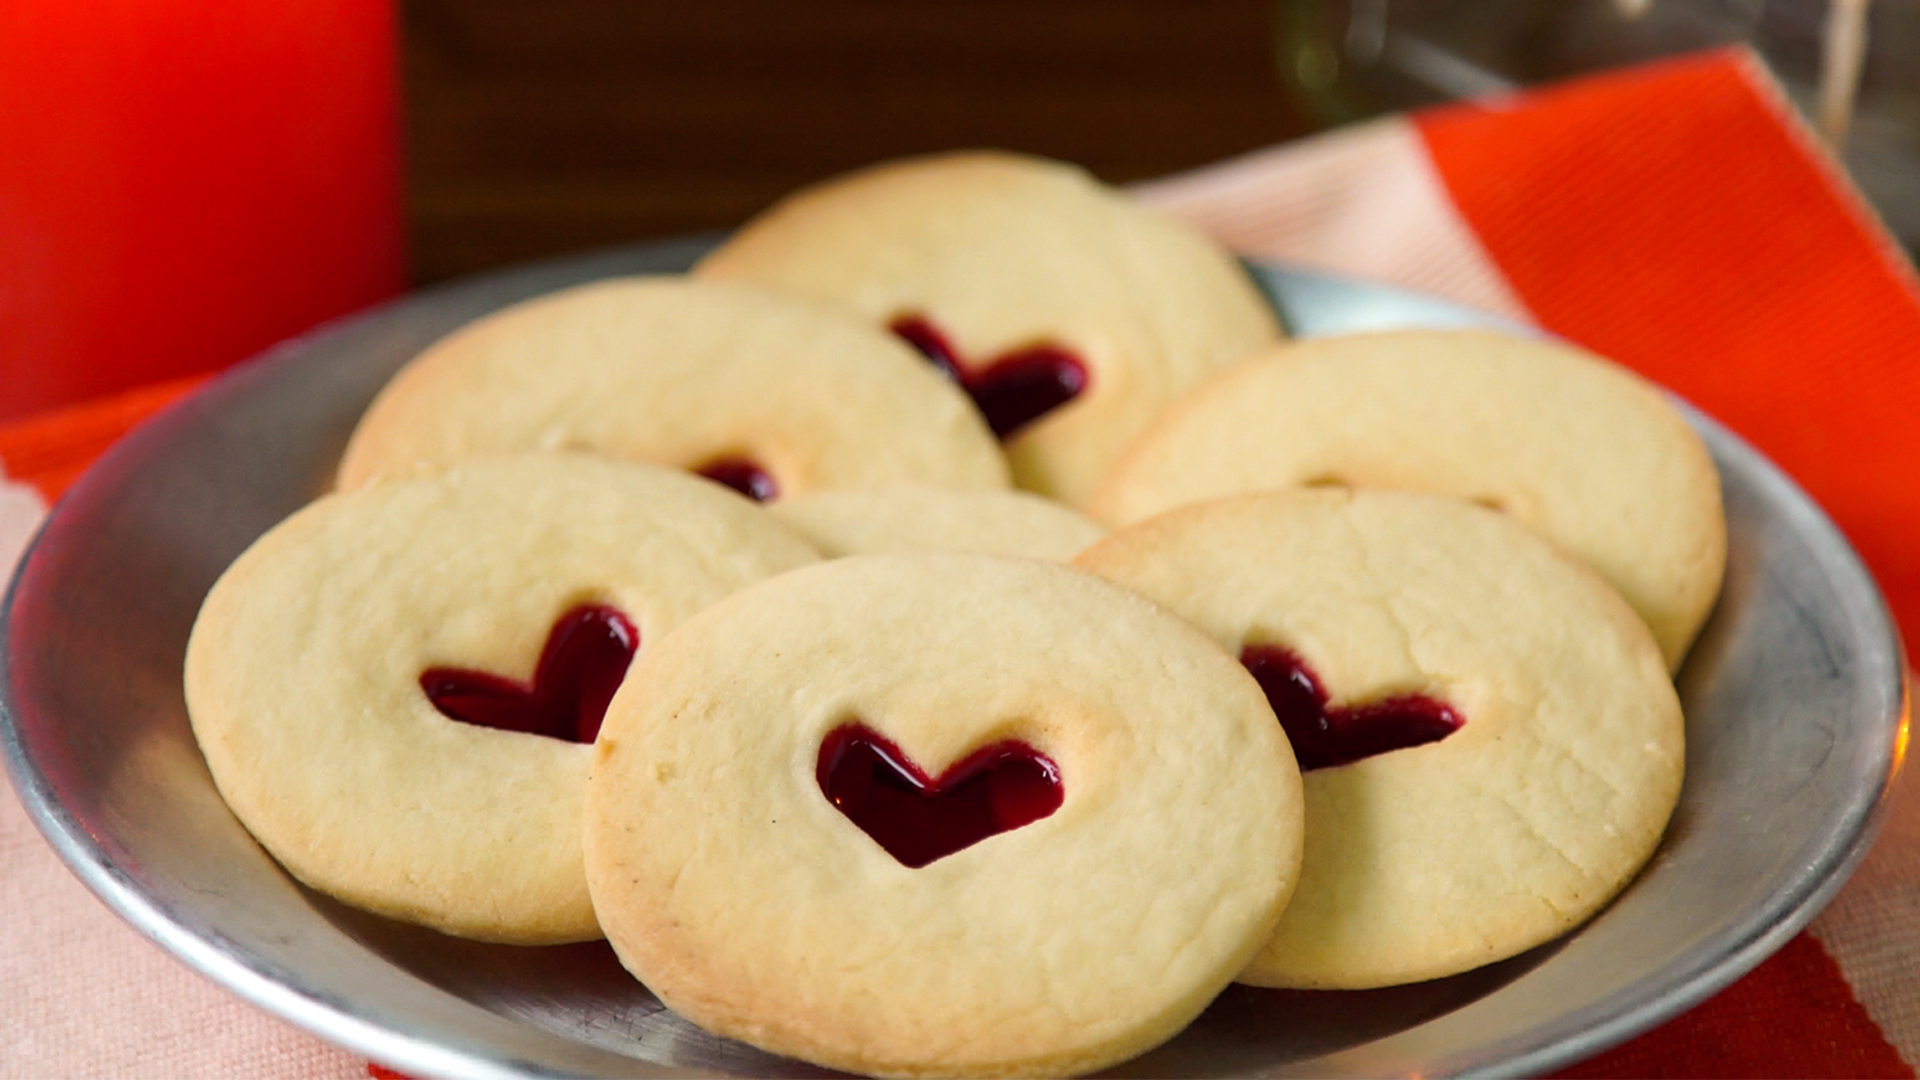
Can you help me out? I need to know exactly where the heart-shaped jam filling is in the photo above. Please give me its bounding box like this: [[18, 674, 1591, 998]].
[[889, 315, 1089, 440], [817, 723, 1063, 868], [1240, 646, 1462, 771], [420, 605, 638, 744], [696, 457, 779, 502]]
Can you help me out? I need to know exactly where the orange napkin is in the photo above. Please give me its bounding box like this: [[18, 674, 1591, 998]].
[[3, 45, 1918, 1080]]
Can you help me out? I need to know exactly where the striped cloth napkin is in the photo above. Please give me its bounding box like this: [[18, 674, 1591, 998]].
[[4, 45, 1918, 1080]]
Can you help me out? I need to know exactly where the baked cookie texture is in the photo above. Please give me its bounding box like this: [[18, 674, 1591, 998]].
[[583, 553, 1304, 1077], [334, 275, 1009, 497], [693, 151, 1283, 508], [1073, 489, 1684, 990], [769, 484, 1106, 561], [1089, 329, 1726, 670], [183, 455, 820, 944]]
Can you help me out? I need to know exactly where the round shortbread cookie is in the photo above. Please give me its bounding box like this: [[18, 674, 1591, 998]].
[[769, 484, 1107, 562], [1089, 329, 1726, 670], [335, 276, 1010, 498], [584, 554, 1303, 1077], [184, 455, 820, 944], [1073, 490, 1684, 989], [694, 151, 1283, 508]]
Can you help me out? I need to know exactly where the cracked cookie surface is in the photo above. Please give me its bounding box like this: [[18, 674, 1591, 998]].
[[769, 484, 1106, 561], [184, 455, 819, 943], [1074, 489, 1684, 989], [1089, 329, 1725, 670], [583, 553, 1303, 1076], [694, 151, 1283, 507], [336, 275, 1010, 499]]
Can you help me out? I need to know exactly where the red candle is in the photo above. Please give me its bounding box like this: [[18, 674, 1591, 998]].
[[0, 0, 407, 420]]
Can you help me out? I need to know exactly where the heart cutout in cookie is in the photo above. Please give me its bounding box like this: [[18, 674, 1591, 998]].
[[889, 315, 1089, 440], [1241, 646, 1462, 771], [696, 457, 779, 502], [421, 604, 638, 744], [818, 723, 1063, 868]]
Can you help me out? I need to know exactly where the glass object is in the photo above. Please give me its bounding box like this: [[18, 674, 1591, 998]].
[[1275, 0, 1920, 252], [0, 0, 407, 421]]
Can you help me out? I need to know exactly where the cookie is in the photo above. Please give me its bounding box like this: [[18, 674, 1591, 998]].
[[1073, 489, 1684, 989], [183, 455, 820, 943], [335, 276, 1010, 499], [769, 484, 1106, 562], [1089, 329, 1726, 670], [694, 151, 1283, 507], [583, 553, 1303, 1077]]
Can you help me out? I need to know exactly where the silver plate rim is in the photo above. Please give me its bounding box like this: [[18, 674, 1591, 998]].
[[1, 239, 1907, 1079]]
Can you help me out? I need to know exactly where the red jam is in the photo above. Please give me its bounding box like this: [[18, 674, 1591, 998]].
[[1240, 645, 1462, 771], [696, 457, 779, 502], [889, 315, 1089, 440], [817, 723, 1063, 868], [420, 605, 638, 744]]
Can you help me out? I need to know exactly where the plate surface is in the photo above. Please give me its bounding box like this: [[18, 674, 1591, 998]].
[[1, 240, 1907, 1079]]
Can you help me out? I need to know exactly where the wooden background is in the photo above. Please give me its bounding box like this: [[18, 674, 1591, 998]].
[[401, 0, 1319, 284]]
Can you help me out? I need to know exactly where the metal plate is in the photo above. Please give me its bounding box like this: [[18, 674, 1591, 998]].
[[1, 239, 1907, 1078]]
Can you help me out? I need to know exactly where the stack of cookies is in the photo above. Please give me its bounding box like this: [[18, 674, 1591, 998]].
[[183, 152, 1721, 1077]]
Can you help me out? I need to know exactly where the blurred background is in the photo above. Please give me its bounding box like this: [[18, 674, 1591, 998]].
[[2, 0, 1915, 419], [402, 0, 1314, 284], [411, 0, 1917, 284]]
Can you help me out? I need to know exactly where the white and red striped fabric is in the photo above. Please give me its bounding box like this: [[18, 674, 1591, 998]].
[[4, 46, 1919, 1079]]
